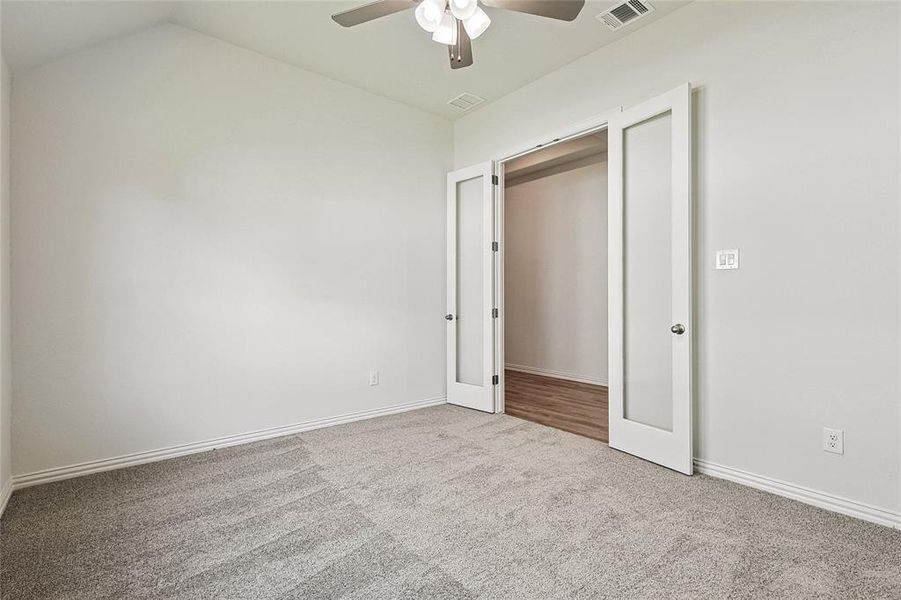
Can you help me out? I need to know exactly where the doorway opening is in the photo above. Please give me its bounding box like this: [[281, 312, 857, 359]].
[[446, 85, 692, 473], [501, 129, 609, 442]]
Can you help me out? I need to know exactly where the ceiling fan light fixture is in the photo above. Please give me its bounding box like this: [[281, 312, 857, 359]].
[[449, 0, 479, 21], [463, 6, 491, 39], [332, 0, 586, 70], [414, 0, 444, 33], [432, 11, 458, 45]]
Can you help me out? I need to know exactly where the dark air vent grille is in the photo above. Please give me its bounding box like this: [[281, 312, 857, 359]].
[[597, 0, 655, 30], [629, 0, 650, 14], [610, 3, 639, 24]]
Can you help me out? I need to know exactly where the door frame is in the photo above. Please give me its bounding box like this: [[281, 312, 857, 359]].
[[490, 108, 620, 414]]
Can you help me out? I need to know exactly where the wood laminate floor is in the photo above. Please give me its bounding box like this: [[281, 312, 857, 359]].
[[504, 369, 609, 442]]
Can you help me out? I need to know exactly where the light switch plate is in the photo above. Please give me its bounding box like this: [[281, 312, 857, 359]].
[[716, 249, 739, 270]]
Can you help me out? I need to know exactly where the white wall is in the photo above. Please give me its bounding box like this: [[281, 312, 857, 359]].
[[457, 1, 901, 513], [505, 160, 607, 384], [1, 56, 11, 496], [11, 24, 452, 476]]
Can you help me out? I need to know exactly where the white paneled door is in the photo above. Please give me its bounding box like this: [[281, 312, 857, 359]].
[[446, 162, 495, 413], [608, 84, 693, 474]]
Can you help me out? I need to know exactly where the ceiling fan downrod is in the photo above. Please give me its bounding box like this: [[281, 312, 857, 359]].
[[453, 18, 463, 62]]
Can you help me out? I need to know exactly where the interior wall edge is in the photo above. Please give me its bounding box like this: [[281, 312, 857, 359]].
[[897, 0, 901, 540], [13, 21, 455, 125], [0, 51, 12, 515], [0, 477, 10, 519]]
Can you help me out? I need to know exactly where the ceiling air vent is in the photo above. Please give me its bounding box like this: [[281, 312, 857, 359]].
[[447, 92, 485, 112], [597, 0, 655, 30]]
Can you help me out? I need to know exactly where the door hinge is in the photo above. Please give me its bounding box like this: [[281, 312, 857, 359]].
[[491, 174, 499, 185], [492, 308, 498, 318], [492, 374, 499, 385], [491, 241, 498, 252]]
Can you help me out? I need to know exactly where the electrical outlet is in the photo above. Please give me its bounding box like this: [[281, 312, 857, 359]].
[[369, 370, 379, 386], [823, 427, 843, 455]]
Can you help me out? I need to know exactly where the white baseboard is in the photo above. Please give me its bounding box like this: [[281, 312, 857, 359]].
[[694, 458, 901, 530], [12, 396, 446, 491], [0, 478, 11, 519], [11, 398, 898, 533], [505, 363, 607, 387]]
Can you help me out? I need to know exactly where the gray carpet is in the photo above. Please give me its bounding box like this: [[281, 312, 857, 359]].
[[2, 405, 900, 599]]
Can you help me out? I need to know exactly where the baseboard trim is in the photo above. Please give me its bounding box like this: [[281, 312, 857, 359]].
[[0, 478, 11, 519], [12, 396, 447, 491], [505, 363, 607, 387], [694, 458, 901, 530]]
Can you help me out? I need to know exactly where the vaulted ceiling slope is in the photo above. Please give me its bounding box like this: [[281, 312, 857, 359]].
[[1, 1, 689, 119]]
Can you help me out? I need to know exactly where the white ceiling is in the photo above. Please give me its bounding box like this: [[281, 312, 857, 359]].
[[1, 1, 175, 73], [1, 0, 690, 120]]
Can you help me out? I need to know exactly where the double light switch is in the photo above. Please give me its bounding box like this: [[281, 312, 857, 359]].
[[716, 249, 739, 270]]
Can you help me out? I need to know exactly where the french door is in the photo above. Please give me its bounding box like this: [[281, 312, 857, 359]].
[[608, 83, 693, 474], [445, 162, 495, 413]]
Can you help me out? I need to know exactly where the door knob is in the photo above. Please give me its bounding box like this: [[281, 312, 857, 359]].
[[445, 314, 454, 321], [671, 324, 685, 335]]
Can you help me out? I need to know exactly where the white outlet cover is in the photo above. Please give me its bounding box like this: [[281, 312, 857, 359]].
[[823, 427, 844, 455], [716, 249, 739, 270], [369, 370, 379, 386]]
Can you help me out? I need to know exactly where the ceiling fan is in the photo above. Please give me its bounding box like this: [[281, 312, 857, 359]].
[[332, 0, 586, 70]]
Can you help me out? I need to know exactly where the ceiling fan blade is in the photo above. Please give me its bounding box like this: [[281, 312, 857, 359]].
[[331, 0, 418, 27], [449, 24, 474, 70], [481, 0, 585, 21]]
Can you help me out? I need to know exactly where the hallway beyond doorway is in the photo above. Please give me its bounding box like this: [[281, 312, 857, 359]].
[[504, 369, 608, 442]]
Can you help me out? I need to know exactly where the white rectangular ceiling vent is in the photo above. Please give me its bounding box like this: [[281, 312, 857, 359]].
[[447, 92, 485, 112], [597, 0, 655, 30]]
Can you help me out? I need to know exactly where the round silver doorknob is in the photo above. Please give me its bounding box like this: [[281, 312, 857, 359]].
[[445, 314, 454, 321], [671, 324, 685, 335]]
